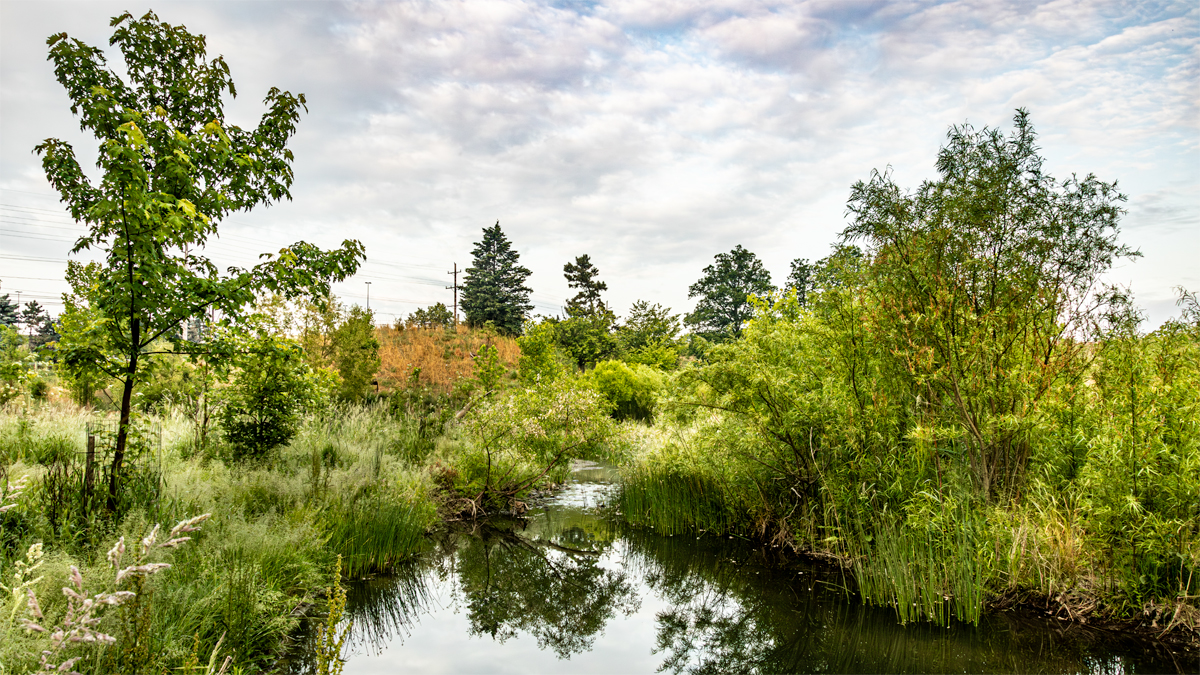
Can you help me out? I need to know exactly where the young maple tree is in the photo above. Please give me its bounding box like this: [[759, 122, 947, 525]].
[[36, 11, 364, 507]]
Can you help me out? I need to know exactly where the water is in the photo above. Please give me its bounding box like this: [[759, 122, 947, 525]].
[[322, 461, 1191, 674]]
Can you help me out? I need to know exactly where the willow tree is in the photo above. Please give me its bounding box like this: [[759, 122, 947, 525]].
[[37, 11, 364, 507], [844, 109, 1136, 500]]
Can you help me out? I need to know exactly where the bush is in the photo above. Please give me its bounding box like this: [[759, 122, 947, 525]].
[[452, 378, 614, 511], [587, 360, 663, 422], [219, 332, 333, 461]]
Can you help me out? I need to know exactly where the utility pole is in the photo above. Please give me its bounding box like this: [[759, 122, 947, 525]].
[[365, 281, 372, 311], [446, 263, 460, 328]]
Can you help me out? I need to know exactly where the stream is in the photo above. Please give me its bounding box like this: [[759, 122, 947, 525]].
[[308, 461, 1190, 673]]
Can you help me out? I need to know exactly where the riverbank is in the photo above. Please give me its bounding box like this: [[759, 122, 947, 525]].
[[308, 459, 1195, 673]]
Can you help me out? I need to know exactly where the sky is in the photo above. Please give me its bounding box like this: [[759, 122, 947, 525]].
[[1, 0, 1197, 328]]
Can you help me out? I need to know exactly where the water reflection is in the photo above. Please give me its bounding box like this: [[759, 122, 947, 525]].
[[325, 463, 1188, 674]]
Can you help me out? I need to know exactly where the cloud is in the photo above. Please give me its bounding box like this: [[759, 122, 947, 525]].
[[1, 0, 1196, 326]]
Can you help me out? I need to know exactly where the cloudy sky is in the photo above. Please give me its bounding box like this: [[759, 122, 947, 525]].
[[2, 0, 1196, 328]]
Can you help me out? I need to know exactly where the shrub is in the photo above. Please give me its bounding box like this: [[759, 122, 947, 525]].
[[219, 333, 333, 462], [587, 360, 663, 422]]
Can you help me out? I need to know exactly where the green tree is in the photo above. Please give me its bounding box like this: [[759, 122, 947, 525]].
[[0, 325, 34, 404], [784, 258, 814, 306], [405, 302, 454, 329], [219, 327, 332, 461], [331, 305, 381, 401], [0, 294, 17, 327], [461, 222, 533, 336], [618, 300, 681, 368], [563, 255, 612, 319], [844, 109, 1136, 500], [36, 11, 363, 507], [19, 301, 49, 344], [685, 245, 774, 342]]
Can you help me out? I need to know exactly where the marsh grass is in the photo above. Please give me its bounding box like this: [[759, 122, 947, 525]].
[[846, 513, 988, 626]]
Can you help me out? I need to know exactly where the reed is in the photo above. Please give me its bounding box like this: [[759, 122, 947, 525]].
[[617, 465, 742, 536], [323, 495, 434, 578], [845, 512, 988, 627]]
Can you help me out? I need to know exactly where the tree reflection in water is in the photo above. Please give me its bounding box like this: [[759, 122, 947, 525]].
[[457, 522, 639, 657], [327, 483, 1184, 674], [623, 529, 1175, 674]]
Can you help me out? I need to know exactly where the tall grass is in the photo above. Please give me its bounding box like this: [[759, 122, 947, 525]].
[[845, 513, 989, 626], [0, 397, 442, 671]]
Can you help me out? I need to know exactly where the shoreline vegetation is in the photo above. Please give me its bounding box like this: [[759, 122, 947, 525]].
[[1, 313, 1197, 671]]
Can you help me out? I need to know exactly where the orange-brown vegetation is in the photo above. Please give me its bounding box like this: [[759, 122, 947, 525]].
[[376, 326, 521, 392]]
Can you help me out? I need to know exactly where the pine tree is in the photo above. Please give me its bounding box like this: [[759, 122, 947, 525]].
[[19, 301, 48, 342], [0, 294, 17, 327], [461, 222, 533, 336], [563, 255, 612, 320]]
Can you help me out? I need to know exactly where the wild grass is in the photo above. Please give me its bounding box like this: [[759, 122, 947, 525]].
[[0, 398, 441, 672], [376, 326, 519, 392]]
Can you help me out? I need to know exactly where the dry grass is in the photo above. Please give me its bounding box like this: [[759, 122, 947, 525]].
[[376, 326, 520, 392]]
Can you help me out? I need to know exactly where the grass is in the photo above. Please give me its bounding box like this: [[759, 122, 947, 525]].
[[376, 326, 520, 392], [0, 397, 441, 672]]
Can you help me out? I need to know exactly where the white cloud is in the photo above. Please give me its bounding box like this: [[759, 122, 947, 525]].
[[1, 0, 1196, 325]]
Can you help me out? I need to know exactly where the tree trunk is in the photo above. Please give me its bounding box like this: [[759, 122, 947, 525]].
[[108, 318, 140, 511]]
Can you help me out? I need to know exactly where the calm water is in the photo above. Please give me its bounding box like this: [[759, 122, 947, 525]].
[[315, 462, 1191, 674]]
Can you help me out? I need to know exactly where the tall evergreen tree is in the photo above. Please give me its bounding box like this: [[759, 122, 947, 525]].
[[20, 301, 49, 342], [563, 255, 611, 319], [0, 294, 16, 327], [686, 245, 774, 342], [461, 222, 533, 335]]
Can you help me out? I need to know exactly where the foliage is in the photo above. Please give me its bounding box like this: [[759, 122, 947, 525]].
[[460, 222, 533, 336], [453, 379, 613, 512], [617, 111, 1197, 629], [685, 245, 774, 342], [548, 315, 620, 371], [618, 300, 682, 369], [844, 108, 1135, 500], [218, 328, 333, 461], [473, 343, 506, 394], [37, 9, 363, 508], [517, 321, 566, 385], [405, 302, 454, 330], [0, 295, 16, 328], [784, 258, 814, 306], [330, 305, 381, 401], [0, 326, 34, 405], [587, 360, 663, 422], [563, 254, 613, 320]]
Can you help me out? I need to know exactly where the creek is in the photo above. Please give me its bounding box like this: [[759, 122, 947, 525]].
[[311, 461, 1187, 673]]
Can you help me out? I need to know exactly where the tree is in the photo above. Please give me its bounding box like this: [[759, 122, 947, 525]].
[[406, 302, 454, 329], [0, 294, 17, 327], [331, 305, 381, 401], [617, 300, 681, 369], [784, 259, 814, 306], [219, 327, 332, 461], [563, 255, 612, 320], [461, 222, 532, 336], [36, 11, 364, 508], [19, 301, 49, 344], [843, 109, 1136, 500], [685, 245, 775, 342]]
